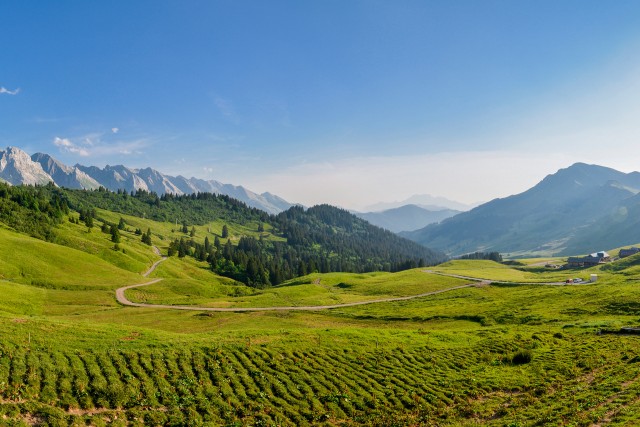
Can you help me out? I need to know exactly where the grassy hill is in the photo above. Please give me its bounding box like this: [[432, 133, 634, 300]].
[[4, 183, 445, 285], [4, 185, 640, 425]]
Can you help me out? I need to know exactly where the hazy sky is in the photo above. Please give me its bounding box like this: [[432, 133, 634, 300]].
[[3, 1, 640, 210]]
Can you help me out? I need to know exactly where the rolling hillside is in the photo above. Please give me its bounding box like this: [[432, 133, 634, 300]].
[[403, 163, 640, 256], [2, 215, 640, 425], [0, 182, 445, 287]]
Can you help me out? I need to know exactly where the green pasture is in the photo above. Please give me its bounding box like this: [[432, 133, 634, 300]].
[[3, 220, 640, 425], [95, 208, 285, 252], [432, 258, 613, 283], [126, 266, 470, 308], [0, 226, 142, 290]]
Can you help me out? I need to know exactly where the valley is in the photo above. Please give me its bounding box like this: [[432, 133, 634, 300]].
[[1, 181, 640, 425], [6, 4, 640, 425]]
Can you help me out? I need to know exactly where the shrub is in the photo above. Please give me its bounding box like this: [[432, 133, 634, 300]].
[[510, 350, 533, 365]]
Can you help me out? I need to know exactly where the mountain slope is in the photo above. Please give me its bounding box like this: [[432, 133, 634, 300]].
[[3, 146, 293, 214], [355, 204, 459, 233], [402, 163, 640, 256], [0, 181, 445, 287], [32, 152, 101, 190], [75, 164, 291, 214], [180, 177, 289, 214], [562, 191, 640, 254], [275, 204, 446, 271], [0, 147, 53, 185]]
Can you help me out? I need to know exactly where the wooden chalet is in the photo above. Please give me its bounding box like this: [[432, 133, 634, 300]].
[[619, 247, 640, 258], [567, 251, 611, 268]]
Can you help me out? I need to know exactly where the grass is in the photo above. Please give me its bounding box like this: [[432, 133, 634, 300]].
[[432, 259, 607, 283], [95, 208, 285, 253], [0, 226, 141, 290], [4, 217, 640, 425], [126, 267, 470, 308]]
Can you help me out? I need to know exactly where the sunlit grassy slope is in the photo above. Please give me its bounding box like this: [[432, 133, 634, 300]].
[[0, 226, 142, 289], [3, 216, 640, 425], [95, 207, 284, 250], [126, 266, 469, 308]]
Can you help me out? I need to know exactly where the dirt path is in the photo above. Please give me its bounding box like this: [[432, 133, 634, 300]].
[[116, 259, 478, 311], [116, 283, 475, 312], [117, 257, 575, 313], [143, 254, 167, 277]]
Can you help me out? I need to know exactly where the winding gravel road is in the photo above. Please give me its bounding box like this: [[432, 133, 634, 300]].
[[115, 252, 480, 312]]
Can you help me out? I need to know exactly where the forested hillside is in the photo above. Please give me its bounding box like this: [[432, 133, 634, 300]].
[[0, 183, 445, 286], [0, 182, 69, 242]]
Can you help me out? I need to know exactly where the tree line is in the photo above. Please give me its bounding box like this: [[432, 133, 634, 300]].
[[458, 251, 503, 262], [0, 184, 447, 287]]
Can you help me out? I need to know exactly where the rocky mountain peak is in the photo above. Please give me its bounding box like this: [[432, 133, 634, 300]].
[[7, 146, 294, 214], [0, 147, 53, 186]]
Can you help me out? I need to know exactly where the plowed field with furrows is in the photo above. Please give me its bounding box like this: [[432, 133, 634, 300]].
[[2, 334, 640, 426]]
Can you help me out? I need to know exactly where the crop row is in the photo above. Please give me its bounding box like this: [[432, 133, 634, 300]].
[[0, 333, 639, 425]]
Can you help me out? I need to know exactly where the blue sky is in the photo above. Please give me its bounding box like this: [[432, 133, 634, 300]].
[[3, 1, 640, 209]]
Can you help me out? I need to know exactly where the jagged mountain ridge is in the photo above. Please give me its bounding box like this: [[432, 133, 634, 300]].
[[401, 163, 640, 257], [31, 153, 101, 190], [0, 146, 292, 214], [354, 204, 460, 233], [0, 147, 52, 186]]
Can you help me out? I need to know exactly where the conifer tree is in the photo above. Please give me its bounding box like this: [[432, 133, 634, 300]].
[[110, 224, 120, 243], [142, 228, 152, 245]]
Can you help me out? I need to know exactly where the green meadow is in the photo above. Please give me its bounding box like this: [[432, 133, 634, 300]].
[[3, 214, 640, 425]]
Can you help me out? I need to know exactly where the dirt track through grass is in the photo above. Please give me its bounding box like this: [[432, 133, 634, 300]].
[[116, 258, 478, 312]]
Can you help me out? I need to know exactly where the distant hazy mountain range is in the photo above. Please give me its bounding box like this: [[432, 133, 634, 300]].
[[364, 194, 478, 212], [402, 163, 640, 257], [0, 147, 292, 214], [354, 204, 460, 233]]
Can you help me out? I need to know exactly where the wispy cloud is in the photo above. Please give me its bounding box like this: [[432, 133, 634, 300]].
[[53, 133, 148, 158], [0, 87, 20, 95], [54, 137, 90, 157], [111, 127, 119, 134]]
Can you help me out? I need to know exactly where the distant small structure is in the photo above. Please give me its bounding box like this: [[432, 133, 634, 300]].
[[567, 251, 611, 268], [619, 247, 640, 258], [590, 274, 598, 283]]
